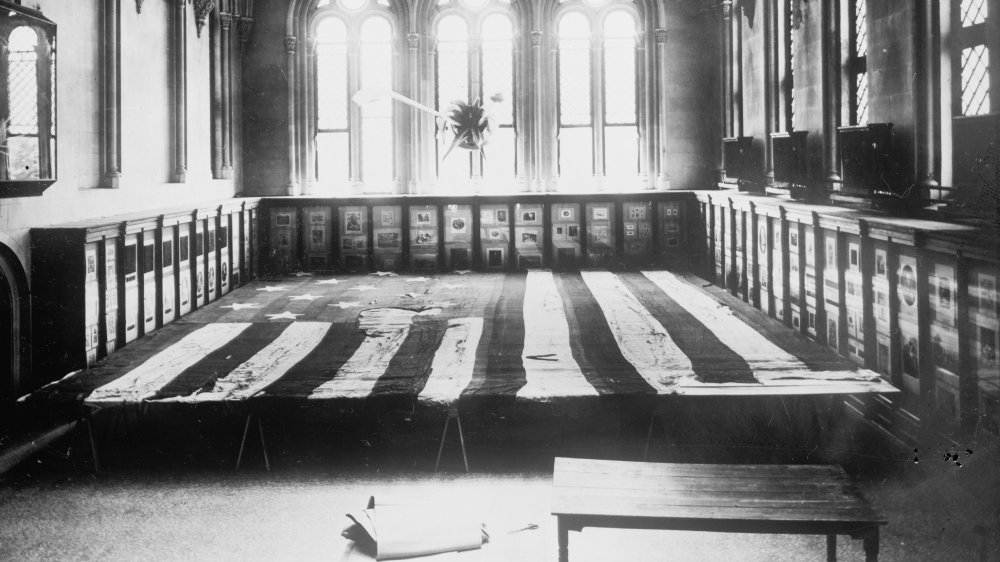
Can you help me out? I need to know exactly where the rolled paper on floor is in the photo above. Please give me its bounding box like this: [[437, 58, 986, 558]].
[[374, 505, 484, 560]]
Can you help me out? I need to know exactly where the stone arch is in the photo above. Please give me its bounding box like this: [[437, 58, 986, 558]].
[[0, 240, 30, 412]]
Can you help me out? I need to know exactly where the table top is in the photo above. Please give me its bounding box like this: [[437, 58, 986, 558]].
[[551, 458, 886, 526]]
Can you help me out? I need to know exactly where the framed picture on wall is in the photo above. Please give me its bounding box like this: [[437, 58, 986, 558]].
[[521, 231, 539, 244], [344, 211, 362, 232], [875, 250, 887, 277], [381, 210, 395, 227], [487, 248, 504, 268], [275, 213, 291, 227], [488, 228, 503, 240], [416, 211, 433, 224], [496, 210, 507, 223], [980, 274, 996, 313], [310, 212, 325, 224], [522, 211, 537, 223], [592, 207, 609, 221], [559, 208, 574, 220], [629, 207, 646, 220], [568, 225, 579, 237]]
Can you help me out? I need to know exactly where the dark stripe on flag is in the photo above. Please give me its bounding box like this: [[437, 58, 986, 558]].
[[370, 315, 449, 400], [554, 272, 655, 395], [620, 273, 758, 385], [24, 322, 204, 404], [463, 272, 526, 399], [155, 322, 290, 399], [693, 274, 860, 372], [260, 323, 369, 399]]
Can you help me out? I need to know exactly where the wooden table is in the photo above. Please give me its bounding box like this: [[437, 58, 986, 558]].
[[551, 457, 886, 562]]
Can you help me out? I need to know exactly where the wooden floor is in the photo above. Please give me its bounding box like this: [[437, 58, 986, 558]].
[[22, 270, 895, 410]]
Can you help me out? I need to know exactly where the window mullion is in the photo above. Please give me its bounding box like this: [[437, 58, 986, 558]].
[[592, 30, 605, 180], [471, 32, 483, 179], [348, 39, 362, 186]]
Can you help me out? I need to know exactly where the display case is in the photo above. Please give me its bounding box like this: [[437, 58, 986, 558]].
[[969, 261, 999, 433], [514, 202, 544, 269], [269, 206, 299, 274], [340, 205, 369, 271], [870, 241, 891, 377], [121, 228, 141, 344], [303, 205, 333, 271], [479, 203, 509, 271], [550, 202, 581, 270], [822, 229, 840, 354], [373, 205, 403, 271], [769, 216, 784, 321], [177, 217, 193, 317], [622, 201, 653, 265], [657, 199, 687, 269], [443, 205, 473, 270], [843, 235, 864, 365], [929, 256, 960, 421], [410, 205, 439, 271], [788, 222, 802, 331], [714, 202, 725, 282], [896, 251, 921, 395], [803, 224, 818, 339], [585, 202, 615, 267]]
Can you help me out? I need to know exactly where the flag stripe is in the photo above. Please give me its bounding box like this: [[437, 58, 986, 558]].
[[259, 323, 368, 398], [156, 323, 291, 399], [464, 273, 526, 398], [578, 271, 698, 392], [620, 272, 758, 385], [309, 308, 419, 400], [86, 323, 252, 403], [175, 322, 333, 401], [518, 271, 598, 400], [418, 317, 485, 405], [554, 273, 656, 395], [641, 270, 831, 376], [371, 315, 450, 398]]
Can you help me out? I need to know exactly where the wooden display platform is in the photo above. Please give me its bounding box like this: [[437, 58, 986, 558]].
[[22, 270, 895, 409]]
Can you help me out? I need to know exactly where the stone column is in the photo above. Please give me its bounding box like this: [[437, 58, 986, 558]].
[[655, 28, 671, 189], [915, 0, 940, 194], [104, 0, 122, 187], [285, 35, 299, 195], [530, 30, 544, 192], [220, 13, 234, 179], [821, 0, 841, 188]]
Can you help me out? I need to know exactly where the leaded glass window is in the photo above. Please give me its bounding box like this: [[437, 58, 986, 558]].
[[955, 0, 995, 117], [557, 11, 593, 182], [434, 3, 516, 191], [313, 2, 397, 194], [602, 10, 638, 179], [847, 0, 868, 125], [316, 17, 350, 190]]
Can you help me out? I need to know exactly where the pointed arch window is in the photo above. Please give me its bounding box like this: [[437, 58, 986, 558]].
[[434, 3, 516, 192], [313, 1, 397, 194], [557, 4, 640, 191]]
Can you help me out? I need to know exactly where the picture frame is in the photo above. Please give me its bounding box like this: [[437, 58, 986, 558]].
[[628, 207, 646, 220], [414, 230, 436, 245], [381, 209, 395, 227], [592, 207, 609, 221], [496, 209, 507, 223], [451, 217, 467, 233], [344, 211, 363, 233], [377, 231, 400, 249], [875, 250, 887, 277], [522, 210, 537, 223], [488, 228, 503, 240], [559, 208, 574, 220], [487, 248, 504, 268], [310, 212, 326, 224], [275, 213, 291, 227], [416, 211, 433, 224], [521, 230, 539, 244], [568, 225, 579, 238]]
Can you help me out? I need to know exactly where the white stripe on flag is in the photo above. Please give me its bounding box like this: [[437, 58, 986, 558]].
[[187, 322, 332, 401], [86, 323, 252, 404], [310, 308, 418, 399], [418, 317, 484, 405], [580, 271, 694, 392], [518, 271, 598, 400], [641, 271, 843, 382]]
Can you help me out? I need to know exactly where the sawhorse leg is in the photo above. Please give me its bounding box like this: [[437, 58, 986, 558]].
[[826, 535, 836, 562], [235, 414, 271, 472], [83, 416, 101, 475], [434, 408, 468, 473]]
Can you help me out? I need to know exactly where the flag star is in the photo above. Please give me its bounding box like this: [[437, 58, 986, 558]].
[[266, 311, 303, 321], [315, 279, 342, 285], [332, 301, 363, 309], [352, 285, 377, 291], [293, 271, 314, 277], [220, 303, 261, 311], [454, 270, 472, 275], [256, 286, 287, 292], [289, 294, 319, 301], [371, 271, 398, 277], [405, 277, 430, 283]]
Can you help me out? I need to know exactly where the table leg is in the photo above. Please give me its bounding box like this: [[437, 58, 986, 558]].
[[824, 535, 836, 561], [863, 527, 879, 562], [557, 517, 569, 562]]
